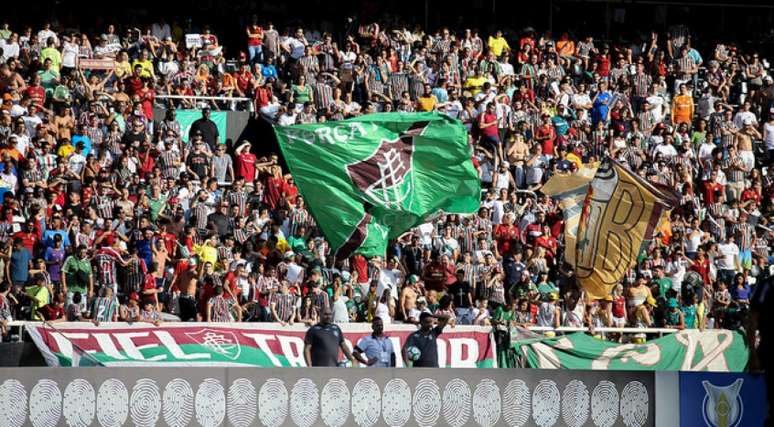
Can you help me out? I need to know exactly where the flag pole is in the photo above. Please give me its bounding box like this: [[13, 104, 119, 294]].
[[41, 320, 105, 367]]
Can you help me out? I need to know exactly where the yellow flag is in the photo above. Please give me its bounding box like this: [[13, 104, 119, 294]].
[[575, 161, 680, 299], [540, 162, 599, 267]]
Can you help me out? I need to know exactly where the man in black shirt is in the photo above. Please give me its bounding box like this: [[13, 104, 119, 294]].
[[403, 312, 450, 367], [207, 203, 232, 237], [186, 139, 210, 181], [403, 235, 423, 276], [448, 269, 473, 324], [304, 308, 354, 367], [189, 107, 220, 151]]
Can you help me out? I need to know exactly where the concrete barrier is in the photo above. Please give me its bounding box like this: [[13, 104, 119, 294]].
[[0, 367, 655, 426]]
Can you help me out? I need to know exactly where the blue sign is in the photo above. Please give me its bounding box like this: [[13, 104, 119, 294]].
[[679, 372, 767, 427]]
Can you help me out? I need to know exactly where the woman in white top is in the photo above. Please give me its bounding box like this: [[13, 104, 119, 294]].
[[374, 289, 395, 325], [763, 112, 774, 161], [61, 36, 80, 72], [685, 219, 707, 259]]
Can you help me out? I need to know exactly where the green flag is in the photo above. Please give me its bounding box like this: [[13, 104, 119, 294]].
[[274, 112, 480, 260]]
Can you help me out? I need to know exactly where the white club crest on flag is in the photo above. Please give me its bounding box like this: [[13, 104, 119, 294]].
[[185, 329, 242, 360], [346, 121, 430, 211]]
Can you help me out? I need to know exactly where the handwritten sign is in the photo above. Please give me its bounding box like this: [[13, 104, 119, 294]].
[[77, 58, 115, 70], [185, 33, 203, 49]]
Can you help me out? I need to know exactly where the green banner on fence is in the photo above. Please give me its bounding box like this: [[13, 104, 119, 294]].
[[511, 329, 749, 372], [176, 109, 228, 143]]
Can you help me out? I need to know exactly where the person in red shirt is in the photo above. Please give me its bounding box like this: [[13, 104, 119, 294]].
[[702, 170, 725, 204], [137, 79, 156, 121], [235, 141, 257, 182], [37, 293, 66, 322], [740, 182, 763, 206], [596, 45, 611, 77], [283, 174, 299, 206], [246, 16, 264, 65], [494, 213, 520, 256], [351, 254, 370, 289], [524, 211, 547, 244], [535, 117, 556, 158], [13, 220, 40, 254], [157, 221, 178, 258], [25, 74, 46, 109], [235, 63, 254, 95], [254, 81, 274, 110], [123, 65, 144, 96], [535, 225, 558, 261], [263, 165, 286, 210], [422, 254, 455, 292], [479, 103, 502, 161], [689, 247, 712, 285]]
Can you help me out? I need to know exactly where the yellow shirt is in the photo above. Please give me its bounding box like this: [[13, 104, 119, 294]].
[[114, 60, 132, 80], [487, 36, 510, 57], [566, 153, 582, 169], [417, 95, 437, 112], [194, 244, 218, 266], [463, 76, 488, 95], [57, 144, 75, 159], [276, 239, 290, 253], [40, 47, 62, 72], [132, 59, 155, 79], [27, 286, 50, 321]]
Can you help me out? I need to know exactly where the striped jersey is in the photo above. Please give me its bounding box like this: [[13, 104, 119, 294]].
[[271, 292, 297, 322], [208, 295, 233, 322], [92, 296, 118, 322], [732, 222, 754, 250]]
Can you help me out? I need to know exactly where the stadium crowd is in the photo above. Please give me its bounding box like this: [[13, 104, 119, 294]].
[[0, 15, 772, 341]]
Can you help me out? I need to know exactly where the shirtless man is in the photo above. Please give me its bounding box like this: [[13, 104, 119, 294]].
[[175, 261, 199, 321], [400, 275, 421, 320], [736, 118, 761, 172], [507, 134, 530, 188]]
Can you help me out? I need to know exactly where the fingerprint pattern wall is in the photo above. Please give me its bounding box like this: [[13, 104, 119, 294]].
[[0, 368, 654, 426]]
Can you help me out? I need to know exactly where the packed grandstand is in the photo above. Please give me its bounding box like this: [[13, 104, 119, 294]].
[[0, 7, 771, 352]]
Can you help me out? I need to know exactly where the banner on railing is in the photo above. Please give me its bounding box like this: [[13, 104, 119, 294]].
[[176, 109, 228, 143], [25, 322, 496, 368], [511, 329, 749, 371]]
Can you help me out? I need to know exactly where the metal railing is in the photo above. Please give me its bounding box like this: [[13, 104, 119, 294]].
[[155, 94, 251, 102], [5, 321, 683, 339], [522, 325, 679, 338]]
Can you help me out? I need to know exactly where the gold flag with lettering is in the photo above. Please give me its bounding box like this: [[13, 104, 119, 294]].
[[540, 162, 599, 267], [575, 161, 680, 299]]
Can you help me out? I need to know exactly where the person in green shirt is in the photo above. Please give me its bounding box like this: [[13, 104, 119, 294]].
[[147, 184, 168, 222], [61, 245, 94, 304], [40, 39, 62, 72], [287, 225, 307, 254], [535, 272, 558, 298], [0, 23, 11, 41], [493, 298, 518, 327], [37, 58, 60, 96], [653, 266, 672, 300], [690, 119, 708, 146]]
